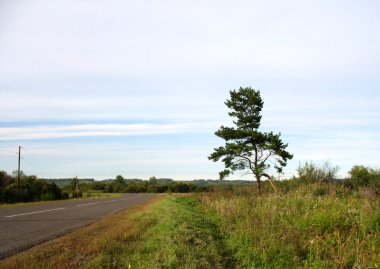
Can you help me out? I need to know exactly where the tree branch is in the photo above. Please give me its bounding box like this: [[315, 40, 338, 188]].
[[257, 148, 264, 161], [261, 172, 277, 193], [262, 150, 274, 164], [238, 155, 253, 171]]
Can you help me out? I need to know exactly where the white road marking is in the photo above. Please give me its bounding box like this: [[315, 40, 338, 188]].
[[78, 196, 137, 205], [5, 207, 66, 218], [119, 196, 140, 201], [3, 195, 143, 218], [76, 202, 99, 207]]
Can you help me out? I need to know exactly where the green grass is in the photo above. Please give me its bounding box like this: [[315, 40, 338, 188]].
[[1, 184, 379, 269], [0, 195, 234, 269], [87, 195, 235, 269], [199, 183, 380, 268]]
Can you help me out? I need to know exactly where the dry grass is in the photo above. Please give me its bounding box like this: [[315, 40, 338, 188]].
[[0, 195, 161, 269], [199, 183, 380, 268], [2, 184, 377, 269]]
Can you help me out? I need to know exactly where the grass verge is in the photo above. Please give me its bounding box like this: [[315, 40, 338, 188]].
[[0, 195, 158, 269], [0, 194, 234, 269], [86, 194, 235, 269], [2, 184, 377, 269]]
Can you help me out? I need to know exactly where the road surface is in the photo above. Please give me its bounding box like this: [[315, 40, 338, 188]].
[[0, 193, 155, 259]]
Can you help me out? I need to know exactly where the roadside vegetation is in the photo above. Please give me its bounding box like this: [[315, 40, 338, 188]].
[[0, 171, 209, 204], [0, 195, 234, 269], [199, 163, 379, 268], [201, 184, 379, 268], [86, 195, 235, 269], [0, 171, 64, 203], [1, 162, 378, 268]]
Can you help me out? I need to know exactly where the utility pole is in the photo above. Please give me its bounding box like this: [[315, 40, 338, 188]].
[[17, 145, 21, 200], [76, 176, 79, 198]]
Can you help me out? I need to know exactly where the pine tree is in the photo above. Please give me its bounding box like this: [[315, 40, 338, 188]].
[[208, 87, 293, 194]]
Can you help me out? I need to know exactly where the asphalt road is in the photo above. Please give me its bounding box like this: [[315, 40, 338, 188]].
[[0, 193, 155, 259]]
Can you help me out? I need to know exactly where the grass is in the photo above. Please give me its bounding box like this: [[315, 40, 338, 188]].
[[86, 194, 235, 269], [0, 195, 159, 269], [0, 193, 122, 208], [199, 183, 380, 268], [1, 183, 379, 269], [0, 194, 234, 269]]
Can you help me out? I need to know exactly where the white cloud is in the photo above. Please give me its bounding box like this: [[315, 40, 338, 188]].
[[0, 0, 379, 79], [0, 0, 379, 180], [0, 122, 216, 141]]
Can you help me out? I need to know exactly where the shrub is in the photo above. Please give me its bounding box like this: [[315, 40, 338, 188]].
[[297, 161, 339, 183], [345, 165, 380, 194]]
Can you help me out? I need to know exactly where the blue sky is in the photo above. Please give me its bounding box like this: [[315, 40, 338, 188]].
[[0, 0, 379, 180]]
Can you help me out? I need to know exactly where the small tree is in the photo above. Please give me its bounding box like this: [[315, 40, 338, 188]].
[[113, 175, 127, 192], [208, 87, 293, 194], [297, 161, 339, 183], [346, 165, 380, 191], [115, 175, 125, 185], [149, 176, 158, 184]]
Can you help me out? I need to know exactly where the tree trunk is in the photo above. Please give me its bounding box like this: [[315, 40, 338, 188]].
[[256, 175, 261, 195]]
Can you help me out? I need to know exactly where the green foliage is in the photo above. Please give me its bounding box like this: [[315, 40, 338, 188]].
[[4, 180, 378, 268], [148, 176, 157, 184], [200, 182, 380, 268], [1, 172, 209, 204], [88, 196, 235, 269], [43, 178, 95, 188], [0, 171, 64, 203], [169, 182, 193, 193], [125, 181, 147, 193], [111, 175, 128, 192], [345, 165, 380, 193], [297, 161, 339, 183], [209, 87, 292, 194]]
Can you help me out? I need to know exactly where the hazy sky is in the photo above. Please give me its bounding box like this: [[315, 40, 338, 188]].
[[0, 0, 379, 180]]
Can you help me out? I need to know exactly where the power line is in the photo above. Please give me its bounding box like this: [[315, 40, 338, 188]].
[[22, 155, 52, 175], [0, 154, 17, 158], [0, 149, 18, 155], [0, 141, 19, 148]]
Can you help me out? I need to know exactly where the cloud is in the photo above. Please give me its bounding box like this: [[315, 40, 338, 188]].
[[0, 122, 216, 141], [0, 0, 379, 180], [1, 0, 379, 79]]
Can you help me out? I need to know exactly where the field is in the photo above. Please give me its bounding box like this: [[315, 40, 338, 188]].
[[0, 183, 379, 269]]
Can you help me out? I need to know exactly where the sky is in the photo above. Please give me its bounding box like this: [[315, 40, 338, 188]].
[[0, 0, 379, 180]]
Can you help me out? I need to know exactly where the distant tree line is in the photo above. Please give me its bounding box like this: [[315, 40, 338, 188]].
[[0, 172, 210, 203], [0, 171, 65, 203], [64, 176, 210, 197], [1, 163, 378, 203]]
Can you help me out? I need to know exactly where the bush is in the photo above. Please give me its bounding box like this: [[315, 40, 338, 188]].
[[70, 191, 83, 198], [169, 182, 192, 193], [0, 172, 65, 203], [297, 161, 339, 183], [313, 187, 327, 197], [345, 165, 380, 194]]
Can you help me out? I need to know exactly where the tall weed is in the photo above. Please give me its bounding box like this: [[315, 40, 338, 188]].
[[199, 183, 380, 268]]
